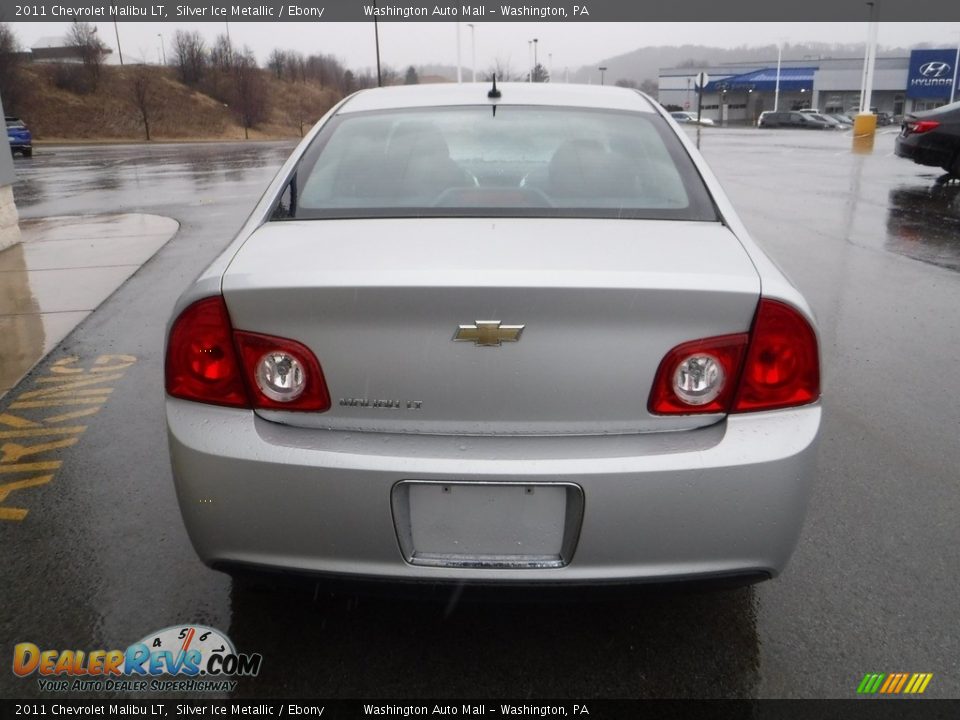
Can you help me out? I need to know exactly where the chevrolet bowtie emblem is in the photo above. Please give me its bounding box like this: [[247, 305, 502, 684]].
[[454, 320, 525, 347]]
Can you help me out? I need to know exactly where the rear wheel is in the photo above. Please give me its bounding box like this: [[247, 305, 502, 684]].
[[22, 147, 32, 158], [949, 150, 960, 178]]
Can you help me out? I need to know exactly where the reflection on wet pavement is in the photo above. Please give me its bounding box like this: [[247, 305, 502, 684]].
[[13, 142, 294, 217], [0, 214, 178, 394], [886, 182, 960, 271]]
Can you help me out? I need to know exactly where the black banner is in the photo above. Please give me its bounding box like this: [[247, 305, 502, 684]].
[[7, 0, 960, 22], [3, 700, 960, 720]]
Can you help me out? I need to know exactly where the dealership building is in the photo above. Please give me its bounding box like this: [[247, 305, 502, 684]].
[[658, 49, 958, 125]]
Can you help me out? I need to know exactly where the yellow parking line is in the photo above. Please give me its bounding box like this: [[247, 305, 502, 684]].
[[0, 427, 86, 439], [10, 397, 109, 409], [0, 461, 62, 474], [18, 374, 124, 397], [0, 474, 55, 504], [1, 438, 80, 463], [42, 408, 103, 424], [0, 414, 42, 429]]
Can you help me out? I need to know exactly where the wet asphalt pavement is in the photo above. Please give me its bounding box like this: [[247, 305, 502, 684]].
[[1, 130, 959, 699]]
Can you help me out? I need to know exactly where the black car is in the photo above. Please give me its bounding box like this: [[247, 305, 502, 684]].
[[758, 111, 831, 129], [895, 101, 960, 176]]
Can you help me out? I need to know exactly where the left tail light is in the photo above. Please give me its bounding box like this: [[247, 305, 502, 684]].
[[165, 296, 331, 412]]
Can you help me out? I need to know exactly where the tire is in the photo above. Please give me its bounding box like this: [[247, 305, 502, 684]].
[[22, 147, 32, 158], [949, 151, 960, 178]]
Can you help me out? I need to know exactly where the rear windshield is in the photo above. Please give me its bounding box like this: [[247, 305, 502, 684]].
[[273, 106, 718, 221]]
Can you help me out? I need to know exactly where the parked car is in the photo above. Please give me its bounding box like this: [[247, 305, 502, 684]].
[[797, 110, 844, 129], [670, 111, 715, 126], [827, 113, 854, 127], [165, 83, 821, 589], [758, 110, 831, 129], [895, 100, 960, 176], [876, 111, 896, 126], [5, 117, 32, 157]]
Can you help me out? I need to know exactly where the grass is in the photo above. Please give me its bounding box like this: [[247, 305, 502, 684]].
[[13, 64, 342, 142]]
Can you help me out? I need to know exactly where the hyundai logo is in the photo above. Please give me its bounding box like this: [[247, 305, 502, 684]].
[[919, 61, 951, 78]]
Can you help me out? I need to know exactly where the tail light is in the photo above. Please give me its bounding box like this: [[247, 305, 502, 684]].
[[165, 297, 331, 412], [905, 120, 940, 135], [649, 299, 820, 415], [648, 334, 748, 414]]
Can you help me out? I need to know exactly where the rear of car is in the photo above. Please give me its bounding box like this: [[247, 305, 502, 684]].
[[895, 101, 960, 175], [165, 84, 821, 587], [5, 117, 32, 157]]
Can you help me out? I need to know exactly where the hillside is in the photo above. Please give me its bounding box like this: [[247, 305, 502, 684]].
[[11, 64, 342, 142]]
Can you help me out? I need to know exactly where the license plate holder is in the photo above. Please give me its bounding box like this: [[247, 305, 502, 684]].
[[392, 481, 584, 569]]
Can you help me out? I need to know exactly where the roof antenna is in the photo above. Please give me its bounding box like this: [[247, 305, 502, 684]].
[[488, 74, 501, 99]]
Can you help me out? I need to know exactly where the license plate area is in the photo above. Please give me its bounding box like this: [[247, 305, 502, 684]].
[[392, 481, 584, 569]]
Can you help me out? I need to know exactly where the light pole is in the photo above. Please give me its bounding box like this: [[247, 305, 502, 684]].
[[862, 2, 879, 113], [599, 66, 607, 85], [157, 33, 166, 65], [774, 40, 783, 111], [466, 23, 476, 82], [549, 53, 553, 83], [527, 40, 533, 82], [113, 16, 123, 65], [456, 22, 462, 83], [533, 38, 538, 81], [373, 0, 382, 86], [950, 31, 959, 104]]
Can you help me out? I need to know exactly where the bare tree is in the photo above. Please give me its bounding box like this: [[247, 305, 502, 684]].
[[0, 23, 25, 112], [285, 51, 306, 83], [66, 21, 106, 90], [172, 30, 206, 85], [639, 79, 658, 98], [267, 48, 287, 79], [209, 34, 234, 74], [484, 58, 521, 82], [130, 66, 155, 140], [232, 47, 267, 139]]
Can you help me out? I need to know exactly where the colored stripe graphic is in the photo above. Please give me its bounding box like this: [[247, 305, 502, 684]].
[[904, 673, 934, 694], [857, 673, 885, 694], [858, 672, 932, 694]]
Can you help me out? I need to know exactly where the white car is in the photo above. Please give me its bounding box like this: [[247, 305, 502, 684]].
[[166, 83, 821, 589], [670, 111, 716, 126]]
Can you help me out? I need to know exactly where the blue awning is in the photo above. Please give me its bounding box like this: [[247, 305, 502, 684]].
[[703, 67, 816, 93]]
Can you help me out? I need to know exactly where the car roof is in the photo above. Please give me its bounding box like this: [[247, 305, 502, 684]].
[[338, 82, 658, 115]]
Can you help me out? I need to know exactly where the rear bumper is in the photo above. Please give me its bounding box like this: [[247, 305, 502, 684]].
[[167, 398, 820, 584], [895, 134, 955, 170]]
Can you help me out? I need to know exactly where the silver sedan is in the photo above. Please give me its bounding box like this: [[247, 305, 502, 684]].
[[165, 82, 821, 587]]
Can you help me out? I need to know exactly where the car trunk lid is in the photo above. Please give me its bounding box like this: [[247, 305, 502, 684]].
[[221, 218, 760, 435]]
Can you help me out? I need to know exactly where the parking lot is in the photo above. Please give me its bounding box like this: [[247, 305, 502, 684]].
[[1, 127, 958, 699]]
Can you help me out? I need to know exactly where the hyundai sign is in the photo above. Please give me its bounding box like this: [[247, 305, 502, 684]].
[[907, 49, 956, 99]]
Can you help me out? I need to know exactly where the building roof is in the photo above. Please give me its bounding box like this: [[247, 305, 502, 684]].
[[704, 67, 817, 93]]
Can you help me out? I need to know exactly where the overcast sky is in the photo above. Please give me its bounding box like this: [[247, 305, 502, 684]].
[[11, 22, 960, 74]]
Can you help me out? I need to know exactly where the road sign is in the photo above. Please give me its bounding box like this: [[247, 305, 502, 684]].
[[694, 72, 710, 89]]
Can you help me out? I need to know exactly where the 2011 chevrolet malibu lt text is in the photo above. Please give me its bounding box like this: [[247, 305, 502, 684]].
[[165, 82, 821, 587]]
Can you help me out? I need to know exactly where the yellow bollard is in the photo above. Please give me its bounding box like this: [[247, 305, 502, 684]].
[[853, 113, 877, 138]]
